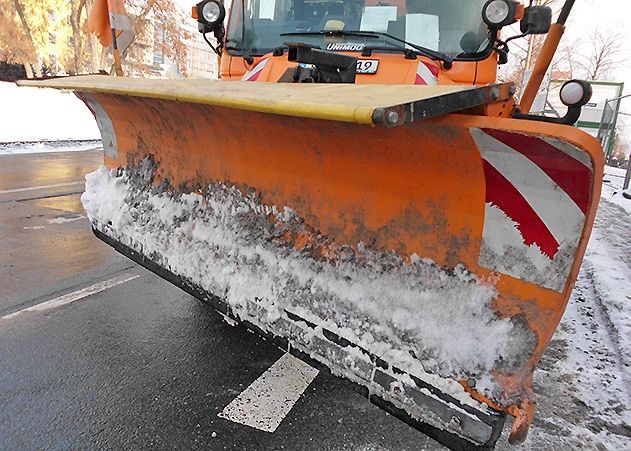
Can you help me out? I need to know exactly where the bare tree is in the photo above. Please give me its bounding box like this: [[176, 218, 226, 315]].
[[497, 0, 568, 89], [0, 0, 191, 77], [573, 29, 624, 80], [5, 0, 41, 77], [121, 0, 191, 76], [0, 0, 33, 77], [69, 0, 88, 75]]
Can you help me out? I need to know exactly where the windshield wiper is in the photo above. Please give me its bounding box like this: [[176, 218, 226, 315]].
[[360, 46, 418, 60], [349, 30, 453, 66], [279, 30, 380, 39], [281, 29, 453, 67]]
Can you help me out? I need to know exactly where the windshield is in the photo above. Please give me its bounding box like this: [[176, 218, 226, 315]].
[[226, 0, 492, 59]]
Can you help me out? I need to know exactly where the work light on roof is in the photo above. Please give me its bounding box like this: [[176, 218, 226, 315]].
[[482, 0, 519, 29], [202, 1, 222, 24], [197, 0, 225, 28]]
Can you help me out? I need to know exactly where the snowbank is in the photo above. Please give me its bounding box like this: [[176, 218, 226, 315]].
[[518, 180, 631, 450], [583, 195, 631, 385], [0, 82, 100, 143], [0, 140, 101, 155], [602, 166, 631, 214]]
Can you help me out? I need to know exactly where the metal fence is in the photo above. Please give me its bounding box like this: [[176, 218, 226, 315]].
[[596, 100, 615, 156], [596, 94, 631, 190]]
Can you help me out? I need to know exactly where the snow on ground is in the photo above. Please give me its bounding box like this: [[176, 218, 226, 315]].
[[0, 81, 99, 144], [508, 169, 631, 450], [2, 128, 629, 447], [0, 140, 102, 155], [602, 166, 631, 214], [81, 159, 631, 449], [82, 160, 631, 450]]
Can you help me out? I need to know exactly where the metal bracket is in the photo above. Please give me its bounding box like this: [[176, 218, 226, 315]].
[[286, 43, 357, 83], [512, 105, 583, 125]]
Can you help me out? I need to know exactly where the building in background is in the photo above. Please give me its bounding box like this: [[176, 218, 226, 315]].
[[147, 22, 217, 79], [183, 22, 218, 79], [44, 9, 73, 74]]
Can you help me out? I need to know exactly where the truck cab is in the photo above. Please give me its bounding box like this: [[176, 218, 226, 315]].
[[206, 0, 503, 84]]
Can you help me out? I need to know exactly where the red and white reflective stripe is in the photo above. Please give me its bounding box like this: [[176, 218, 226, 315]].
[[414, 61, 438, 85], [471, 128, 592, 260], [242, 59, 269, 81]]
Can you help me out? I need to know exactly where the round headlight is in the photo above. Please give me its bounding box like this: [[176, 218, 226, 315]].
[[196, 0, 225, 28], [482, 0, 517, 29], [202, 1, 221, 24], [485, 0, 510, 25], [560, 80, 592, 107]]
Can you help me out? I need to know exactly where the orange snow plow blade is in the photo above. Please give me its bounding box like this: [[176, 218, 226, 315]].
[[20, 76, 603, 448]]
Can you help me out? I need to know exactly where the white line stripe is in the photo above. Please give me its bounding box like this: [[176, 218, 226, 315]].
[[471, 129, 584, 244], [0, 181, 84, 195], [218, 353, 319, 432], [1, 275, 139, 320], [47, 215, 87, 225]]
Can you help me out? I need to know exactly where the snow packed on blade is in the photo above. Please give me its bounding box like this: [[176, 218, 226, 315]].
[[80, 160, 535, 409]]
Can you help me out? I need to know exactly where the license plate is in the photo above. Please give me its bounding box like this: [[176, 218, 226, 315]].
[[356, 60, 379, 74]]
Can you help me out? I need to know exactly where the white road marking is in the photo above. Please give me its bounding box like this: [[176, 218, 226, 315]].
[[1, 274, 139, 320], [23, 226, 46, 230], [218, 353, 319, 432], [0, 181, 84, 195], [47, 215, 86, 224]]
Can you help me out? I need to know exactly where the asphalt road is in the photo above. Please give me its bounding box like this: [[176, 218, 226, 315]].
[[0, 150, 443, 450]]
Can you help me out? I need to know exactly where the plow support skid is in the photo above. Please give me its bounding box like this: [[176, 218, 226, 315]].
[[20, 76, 603, 448]]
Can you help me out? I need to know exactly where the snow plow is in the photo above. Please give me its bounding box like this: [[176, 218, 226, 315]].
[[19, 0, 604, 448]]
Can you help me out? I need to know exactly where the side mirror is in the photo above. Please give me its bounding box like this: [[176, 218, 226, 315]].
[[195, 0, 226, 34], [520, 6, 552, 34]]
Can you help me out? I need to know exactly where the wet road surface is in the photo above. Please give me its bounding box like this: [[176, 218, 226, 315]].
[[0, 150, 443, 449]]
